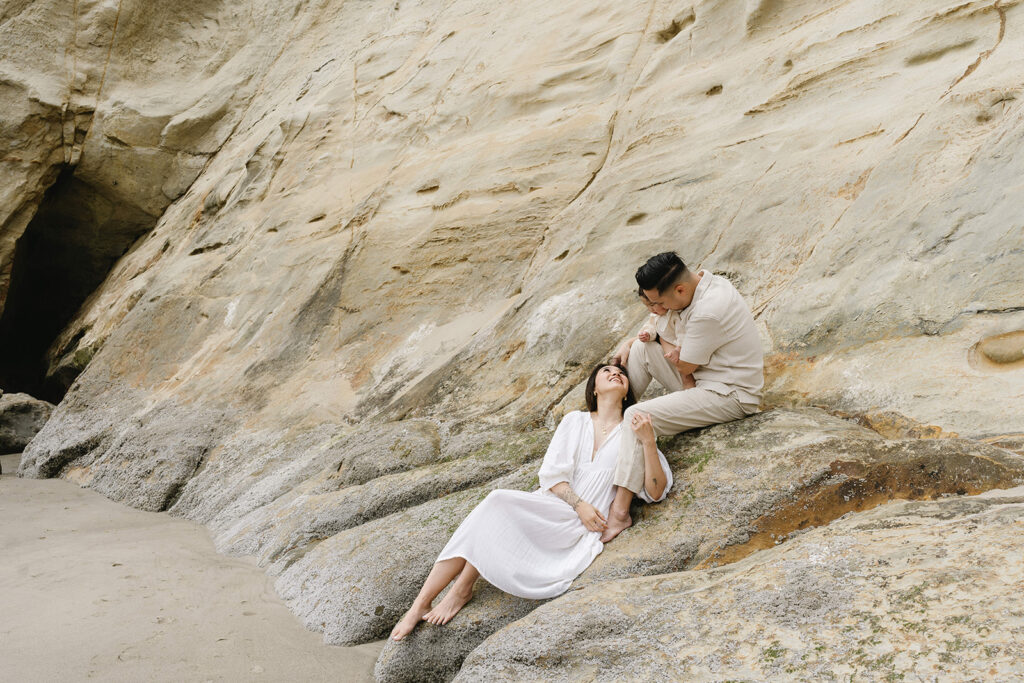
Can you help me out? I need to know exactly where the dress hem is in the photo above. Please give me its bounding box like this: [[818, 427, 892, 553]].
[[435, 537, 604, 601]]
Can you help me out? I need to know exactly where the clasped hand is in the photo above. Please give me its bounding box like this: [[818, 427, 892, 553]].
[[629, 411, 656, 445], [576, 501, 607, 533]]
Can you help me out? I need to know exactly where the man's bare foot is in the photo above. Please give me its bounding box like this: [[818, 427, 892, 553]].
[[422, 585, 473, 626], [390, 602, 430, 641], [600, 509, 632, 543]]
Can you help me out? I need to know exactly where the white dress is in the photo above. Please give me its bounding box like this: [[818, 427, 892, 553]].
[[436, 410, 673, 599]]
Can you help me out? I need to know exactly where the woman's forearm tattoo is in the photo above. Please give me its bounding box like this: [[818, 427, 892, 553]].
[[556, 487, 583, 510]]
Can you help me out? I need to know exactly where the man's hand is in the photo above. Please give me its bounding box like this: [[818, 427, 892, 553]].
[[663, 346, 680, 365], [683, 373, 696, 390], [576, 501, 608, 533]]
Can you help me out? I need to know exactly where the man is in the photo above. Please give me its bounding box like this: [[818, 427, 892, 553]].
[[603, 251, 763, 542]]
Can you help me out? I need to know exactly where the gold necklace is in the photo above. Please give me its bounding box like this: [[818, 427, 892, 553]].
[[595, 417, 618, 436]]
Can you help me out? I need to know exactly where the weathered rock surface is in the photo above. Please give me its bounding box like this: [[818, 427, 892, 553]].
[[458, 485, 1024, 682], [4, 0, 1024, 678], [10, 0, 1024, 500], [215, 427, 548, 570], [373, 408, 1024, 681], [0, 392, 54, 453]]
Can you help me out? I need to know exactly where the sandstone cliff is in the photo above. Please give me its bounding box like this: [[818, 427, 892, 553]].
[[4, 0, 1024, 679]]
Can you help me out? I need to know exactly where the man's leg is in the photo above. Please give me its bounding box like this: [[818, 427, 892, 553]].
[[608, 342, 687, 526], [625, 339, 685, 397], [603, 341, 690, 542], [603, 388, 747, 542]]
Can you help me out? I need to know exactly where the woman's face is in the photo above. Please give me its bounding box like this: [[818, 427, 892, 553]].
[[594, 365, 629, 398]]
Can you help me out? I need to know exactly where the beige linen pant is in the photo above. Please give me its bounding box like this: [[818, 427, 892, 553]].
[[616, 340, 748, 494]]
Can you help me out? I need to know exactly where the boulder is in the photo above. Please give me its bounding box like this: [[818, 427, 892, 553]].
[[0, 392, 54, 453], [458, 486, 1024, 681], [373, 408, 1024, 681]]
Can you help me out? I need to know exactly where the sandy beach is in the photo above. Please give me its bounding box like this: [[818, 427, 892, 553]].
[[0, 453, 383, 682]]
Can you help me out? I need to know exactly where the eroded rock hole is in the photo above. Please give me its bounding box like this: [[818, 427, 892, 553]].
[[656, 10, 695, 43], [0, 168, 157, 401], [969, 330, 1024, 371]]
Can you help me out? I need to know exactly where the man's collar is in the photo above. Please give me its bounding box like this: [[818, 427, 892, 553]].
[[691, 269, 711, 303]]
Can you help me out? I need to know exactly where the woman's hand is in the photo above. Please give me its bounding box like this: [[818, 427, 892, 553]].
[[551, 483, 605, 532], [630, 411, 656, 446], [611, 341, 632, 366], [576, 501, 608, 533]]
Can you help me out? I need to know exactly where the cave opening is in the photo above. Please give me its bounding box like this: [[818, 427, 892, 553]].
[[0, 167, 157, 403]]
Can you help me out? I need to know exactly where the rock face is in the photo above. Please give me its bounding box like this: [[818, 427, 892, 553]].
[[9, 0, 1024, 488], [4, 0, 1024, 679], [373, 408, 1024, 681], [0, 393, 54, 453], [457, 486, 1024, 682]]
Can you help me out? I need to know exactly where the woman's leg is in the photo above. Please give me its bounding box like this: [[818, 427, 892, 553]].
[[390, 557, 466, 641], [423, 562, 480, 625]]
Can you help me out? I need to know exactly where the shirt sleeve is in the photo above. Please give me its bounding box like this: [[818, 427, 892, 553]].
[[538, 412, 581, 490], [678, 314, 723, 366], [670, 312, 685, 345], [637, 446, 673, 503]]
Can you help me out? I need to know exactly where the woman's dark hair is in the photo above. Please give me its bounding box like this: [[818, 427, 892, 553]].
[[584, 362, 638, 413], [636, 251, 688, 293], [637, 285, 650, 300]]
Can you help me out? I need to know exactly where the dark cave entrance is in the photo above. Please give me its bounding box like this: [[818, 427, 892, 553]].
[[0, 168, 157, 403]]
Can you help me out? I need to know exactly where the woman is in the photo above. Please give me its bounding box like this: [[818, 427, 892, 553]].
[[390, 362, 673, 641]]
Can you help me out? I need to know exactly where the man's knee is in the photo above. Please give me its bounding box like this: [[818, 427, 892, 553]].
[[623, 405, 640, 422], [630, 338, 658, 353]]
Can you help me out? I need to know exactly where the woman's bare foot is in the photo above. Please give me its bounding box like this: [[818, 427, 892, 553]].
[[600, 509, 632, 543], [422, 585, 473, 626], [390, 602, 430, 641]]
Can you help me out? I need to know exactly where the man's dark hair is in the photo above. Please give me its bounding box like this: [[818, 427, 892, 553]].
[[584, 362, 638, 413], [635, 251, 688, 293]]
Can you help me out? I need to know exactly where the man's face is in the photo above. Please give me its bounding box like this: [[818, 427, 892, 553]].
[[642, 282, 692, 311]]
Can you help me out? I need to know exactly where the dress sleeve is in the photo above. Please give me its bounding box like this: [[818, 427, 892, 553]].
[[538, 412, 581, 490], [636, 446, 673, 503]]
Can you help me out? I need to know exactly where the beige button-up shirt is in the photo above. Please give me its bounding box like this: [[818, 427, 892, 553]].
[[676, 271, 763, 407]]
